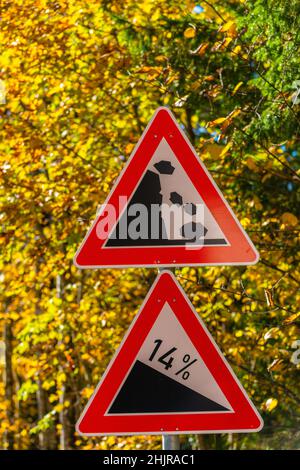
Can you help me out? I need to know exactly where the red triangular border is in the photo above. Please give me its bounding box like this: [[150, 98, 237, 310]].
[[77, 271, 263, 435], [74, 107, 259, 268]]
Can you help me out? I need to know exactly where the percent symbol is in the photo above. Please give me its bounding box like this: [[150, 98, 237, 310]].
[[175, 354, 197, 380]]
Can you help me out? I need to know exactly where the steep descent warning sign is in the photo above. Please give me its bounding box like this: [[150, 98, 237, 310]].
[[74, 107, 259, 268], [76, 271, 263, 435]]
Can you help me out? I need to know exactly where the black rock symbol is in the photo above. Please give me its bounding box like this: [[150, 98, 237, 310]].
[[154, 160, 175, 175], [170, 192, 183, 205]]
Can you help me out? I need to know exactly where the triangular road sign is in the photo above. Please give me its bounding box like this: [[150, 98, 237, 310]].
[[74, 107, 259, 268], [76, 271, 263, 435]]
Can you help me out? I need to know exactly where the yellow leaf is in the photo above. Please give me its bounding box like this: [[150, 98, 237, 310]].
[[207, 117, 226, 127], [268, 359, 284, 372], [219, 20, 238, 38], [54, 404, 64, 413], [281, 212, 298, 227], [235, 330, 243, 337], [43, 227, 52, 239], [166, 74, 177, 85], [219, 20, 235, 33], [223, 37, 233, 47], [232, 45, 242, 55], [125, 143, 134, 154], [57, 371, 66, 383], [136, 66, 163, 79], [49, 394, 58, 403], [232, 82, 243, 95], [154, 55, 167, 63], [229, 108, 241, 119], [220, 142, 232, 157], [212, 37, 232, 51], [241, 217, 250, 228], [204, 75, 215, 82], [184, 27, 196, 38], [82, 387, 94, 399], [283, 312, 300, 324], [10, 312, 19, 321], [198, 43, 209, 56], [265, 398, 278, 412], [190, 43, 209, 56], [151, 10, 161, 21], [0, 50, 11, 68], [264, 327, 280, 341]]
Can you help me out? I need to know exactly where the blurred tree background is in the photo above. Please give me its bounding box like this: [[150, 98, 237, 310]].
[[0, 0, 299, 450]]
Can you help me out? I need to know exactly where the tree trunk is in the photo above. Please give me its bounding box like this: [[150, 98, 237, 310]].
[[36, 377, 57, 449], [4, 318, 14, 449], [36, 377, 48, 449], [34, 259, 58, 450], [197, 435, 210, 450], [186, 107, 195, 145], [57, 273, 75, 450]]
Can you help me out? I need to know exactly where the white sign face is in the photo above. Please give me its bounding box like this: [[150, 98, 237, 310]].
[[107, 302, 232, 415]]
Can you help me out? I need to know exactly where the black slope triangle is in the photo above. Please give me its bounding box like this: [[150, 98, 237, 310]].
[[108, 360, 229, 414]]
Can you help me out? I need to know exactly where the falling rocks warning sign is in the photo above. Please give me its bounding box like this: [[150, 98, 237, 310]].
[[74, 107, 259, 268]]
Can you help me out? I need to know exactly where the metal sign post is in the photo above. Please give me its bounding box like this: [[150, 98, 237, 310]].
[[162, 434, 180, 450], [159, 268, 180, 451]]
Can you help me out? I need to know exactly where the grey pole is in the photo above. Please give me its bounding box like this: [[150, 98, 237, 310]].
[[158, 267, 181, 451], [162, 434, 180, 450]]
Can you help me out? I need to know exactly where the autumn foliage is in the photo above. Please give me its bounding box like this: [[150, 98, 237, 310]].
[[0, 0, 299, 450]]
